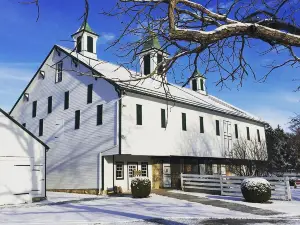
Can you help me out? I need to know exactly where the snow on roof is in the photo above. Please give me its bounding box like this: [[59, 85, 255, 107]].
[[57, 45, 265, 124]]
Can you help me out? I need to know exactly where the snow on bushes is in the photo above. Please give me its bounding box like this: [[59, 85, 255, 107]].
[[131, 177, 151, 198], [241, 178, 271, 203]]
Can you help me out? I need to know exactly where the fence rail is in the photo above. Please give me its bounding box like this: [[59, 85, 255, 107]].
[[181, 173, 292, 201]]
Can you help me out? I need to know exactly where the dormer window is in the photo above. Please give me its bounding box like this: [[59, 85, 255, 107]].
[[144, 54, 150, 75], [87, 36, 93, 53], [76, 36, 82, 53]]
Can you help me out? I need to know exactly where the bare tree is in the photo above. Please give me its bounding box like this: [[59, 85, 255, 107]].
[[224, 139, 268, 176]]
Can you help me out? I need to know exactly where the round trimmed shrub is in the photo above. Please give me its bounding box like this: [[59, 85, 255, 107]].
[[131, 177, 151, 198], [241, 178, 271, 203]]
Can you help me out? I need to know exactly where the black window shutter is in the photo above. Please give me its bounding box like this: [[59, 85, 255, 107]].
[[75, 110, 80, 130], [39, 119, 43, 136], [247, 127, 250, 140], [144, 54, 151, 75], [64, 91, 69, 110], [200, 116, 204, 133], [235, 124, 238, 138], [192, 79, 197, 91], [97, 105, 103, 125], [77, 36, 82, 52], [216, 120, 220, 136], [136, 104, 142, 125], [257, 129, 261, 142], [182, 113, 187, 131], [87, 84, 93, 104], [161, 108, 166, 128], [87, 36, 93, 53], [48, 96, 52, 114], [32, 101, 37, 118]]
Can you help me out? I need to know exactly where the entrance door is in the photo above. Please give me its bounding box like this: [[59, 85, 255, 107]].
[[128, 163, 138, 189]]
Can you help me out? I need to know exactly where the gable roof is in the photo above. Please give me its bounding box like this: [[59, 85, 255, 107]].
[[0, 108, 49, 149], [10, 45, 266, 125]]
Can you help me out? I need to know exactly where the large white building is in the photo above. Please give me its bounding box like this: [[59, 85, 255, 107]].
[[10, 22, 267, 193]]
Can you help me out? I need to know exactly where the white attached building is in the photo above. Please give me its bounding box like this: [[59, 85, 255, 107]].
[[0, 108, 48, 205], [10, 22, 267, 193]]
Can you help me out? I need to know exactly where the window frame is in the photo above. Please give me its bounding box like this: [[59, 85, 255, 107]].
[[182, 113, 187, 131], [144, 54, 151, 75], [76, 36, 82, 52], [246, 127, 250, 140], [97, 104, 103, 126], [161, 108, 166, 128], [136, 104, 142, 125], [192, 79, 197, 91], [87, 36, 94, 53], [64, 91, 69, 110], [87, 84, 93, 104], [55, 61, 63, 83], [157, 53, 163, 74], [199, 116, 204, 133], [48, 96, 52, 114], [75, 110, 80, 130], [141, 162, 148, 177], [39, 119, 43, 137], [257, 129, 261, 142], [32, 101, 37, 118], [235, 124, 238, 139], [216, 120, 220, 136], [200, 79, 204, 91], [115, 162, 124, 180]]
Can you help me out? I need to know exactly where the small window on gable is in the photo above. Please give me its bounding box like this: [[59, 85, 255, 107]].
[[32, 101, 37, 118], [257, 129, 261, 142], [97, 104, 103, 125], [161, 108, 166, 128], [235, 124, 238, 139], [48, 96, 52, 114], [76, 36, 82, 52], [200, 79, 204, 91], [182, 113, 187, 131], [87, 36, 93, 53], [64, 91, 69, 110], [116, 162, 124, 180], [136, 104, 142, 125], [75, 110, 80, 130], [157, 54, 163, 74], [55, 61, 63, 83], [39, 119, 43, 137], [216, 120, 220, 136], [87, 84, 93, 104], [199, 116, 204, 133], [144, 54, 151, 75], [247, 127, 250, 140], [192, 79, 197, 91]]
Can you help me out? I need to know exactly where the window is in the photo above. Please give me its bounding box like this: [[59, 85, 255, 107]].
[[32, 101, 37, 118], [257, 129, 261, 142], [161, 108, 166, 128], [64, 91, 69, 110], [76, 36, 82, 52], [216, 120, 220, 136], [182, 113, 187, 131], [87, 84, 93, 104], [22, 123, 26, 128], [116, 162, 124, 180], [144, 54, 150, 75], [39, 119, 43, 137], [199, 116, 204, 133], [235, 124, 238, 139], [141, 162, 148, 177], [247, 127, 250, 140], [136, 104, 142, 125], [157, 54, 163, 74], [48, 96, 52, 114], [75, 110, 80, 130], [97, 104, 103, 125], [192, 79, 197, 91], [87, 36, 93, 53], [55, 61, 63, 83], [200, 79, 204, 91]]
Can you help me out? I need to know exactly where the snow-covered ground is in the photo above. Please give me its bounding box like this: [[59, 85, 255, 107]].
[[169, 188, 300, 217], [0, 192, 272, 225]]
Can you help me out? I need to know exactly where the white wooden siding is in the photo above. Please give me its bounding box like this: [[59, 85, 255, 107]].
[[11, 50, 119, 189]]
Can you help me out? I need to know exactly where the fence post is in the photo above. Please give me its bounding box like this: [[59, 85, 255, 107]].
[[181, 173, 184, 191], [220, 175, 223, 195], [285, 176, 292, 201]]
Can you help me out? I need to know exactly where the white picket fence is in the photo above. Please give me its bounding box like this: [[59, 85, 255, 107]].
[[181, 174, 292, 201]]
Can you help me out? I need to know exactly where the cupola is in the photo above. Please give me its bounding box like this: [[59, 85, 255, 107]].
[[71, 22, 99, 59], [137, 31, 169, 80], [190, 71, 207, 95]]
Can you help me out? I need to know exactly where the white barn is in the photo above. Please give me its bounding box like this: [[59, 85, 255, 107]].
[[0, 108, 48, 205], [10, 22, 267, 193]]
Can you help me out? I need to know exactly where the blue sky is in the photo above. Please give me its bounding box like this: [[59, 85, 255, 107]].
[[0, 0, 299, 131]]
